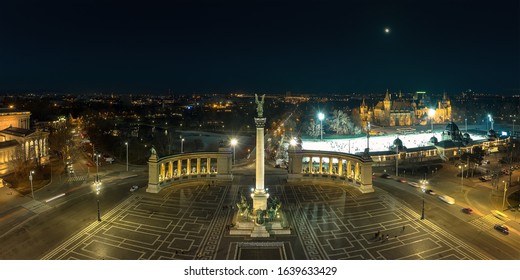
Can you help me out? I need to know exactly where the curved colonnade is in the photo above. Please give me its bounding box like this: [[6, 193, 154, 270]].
[[288, 149, 374, 193]]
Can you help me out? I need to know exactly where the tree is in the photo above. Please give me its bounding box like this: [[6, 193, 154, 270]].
[[329, 110, 349, 135], [305, 120, 320, 137], [328, 109, 362, 135]]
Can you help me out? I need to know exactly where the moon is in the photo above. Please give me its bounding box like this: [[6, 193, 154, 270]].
[[384, 27, 390, 34]]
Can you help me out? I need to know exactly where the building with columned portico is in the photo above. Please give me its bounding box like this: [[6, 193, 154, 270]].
[[0, 109, 49, 175]]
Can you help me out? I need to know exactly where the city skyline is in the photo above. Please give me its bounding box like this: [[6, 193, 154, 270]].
[[0, 0, 518, 94]]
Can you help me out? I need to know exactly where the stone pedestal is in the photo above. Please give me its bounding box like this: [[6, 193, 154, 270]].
[[252, 190, 268, 211]]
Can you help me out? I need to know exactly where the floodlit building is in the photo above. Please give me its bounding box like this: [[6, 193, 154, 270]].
[[360, 90, 452, 128], [0, 109, 49, 175]]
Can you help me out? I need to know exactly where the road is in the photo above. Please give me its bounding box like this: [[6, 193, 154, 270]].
[[374, 173, 520, 259], [0, 161, 147, 259]]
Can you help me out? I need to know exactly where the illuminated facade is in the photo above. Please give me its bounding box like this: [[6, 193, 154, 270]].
[[0, 109, 49, 175], [360, 90, 452, 128]]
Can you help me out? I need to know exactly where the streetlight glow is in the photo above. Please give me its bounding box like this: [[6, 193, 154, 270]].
[[231, 138, 238, 164], [125, 142, 129, 172], [318, 112, 325, 140], [29, 171, 35, 200], [428, 109, 435, 132]]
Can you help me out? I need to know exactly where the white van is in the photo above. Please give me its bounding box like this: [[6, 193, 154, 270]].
[[438, 195, 455, 205]]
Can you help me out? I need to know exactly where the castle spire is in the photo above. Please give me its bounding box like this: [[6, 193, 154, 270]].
[[384, 89, 390, 101]]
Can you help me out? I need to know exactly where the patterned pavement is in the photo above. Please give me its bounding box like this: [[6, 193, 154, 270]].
[[42, 182, 488, 260]]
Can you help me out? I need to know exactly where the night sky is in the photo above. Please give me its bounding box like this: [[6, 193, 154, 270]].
[[0, 0, 518, 94]]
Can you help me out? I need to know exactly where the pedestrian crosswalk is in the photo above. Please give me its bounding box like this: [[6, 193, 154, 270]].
[[65, 175, 87, 183], [469, 214, 507, 231]]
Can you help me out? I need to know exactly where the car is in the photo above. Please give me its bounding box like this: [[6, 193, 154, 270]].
[[396, 178, 407, 183], [425, 189, 436, 195], [491, 210, 508, 220], [130, 185, 139, 192], [408, 182, 420, 188], [494, 224, 509, 235], [462, 208, 473, 214], [381, 173, 392, 179], [438, 195, 455, 204]]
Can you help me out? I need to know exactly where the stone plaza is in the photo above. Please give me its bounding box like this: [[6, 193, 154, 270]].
[[42, 178, 487, 260]]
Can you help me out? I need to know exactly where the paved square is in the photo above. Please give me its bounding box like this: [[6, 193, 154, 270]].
[[42, 183, 488, 260]]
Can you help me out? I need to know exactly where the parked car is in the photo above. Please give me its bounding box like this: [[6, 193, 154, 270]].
[[479, 176, 491, 182], [462, 208, 473, 214], [494, 224, 509, 235], [130, 185, 139, 192], [425, 189, 436, 195]]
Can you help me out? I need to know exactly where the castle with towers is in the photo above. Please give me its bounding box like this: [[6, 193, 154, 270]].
[[359, 90, 452, 128]]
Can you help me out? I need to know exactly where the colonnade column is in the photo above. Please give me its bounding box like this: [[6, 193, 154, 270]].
[[328, 157, 333, 174], [319, 157, 323, 173], [196, 158, 200, 174], [338, 159, 343, 176]]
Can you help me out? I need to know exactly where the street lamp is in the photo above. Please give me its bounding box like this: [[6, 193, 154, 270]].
[[459, 164, 467, 193], [395, 142, 399, 177], [96, 153, 100, 183], [125, 142, 129, 172], [230, 138, 238, 164], [502, 181, 508, 210], [96, 185, 101, 221], [513, 120, 516, 138], [318, 112, 325, 140], [366, 121, 371, 155], [465, 118, 467, 132], [181, 138, 185, 153], [428, 108, 435, 133], [289, 138, 297, 148], [29, 171, 35, 200]]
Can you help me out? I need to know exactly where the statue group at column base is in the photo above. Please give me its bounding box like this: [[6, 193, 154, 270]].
[[229, 212, 291, 237], [229, 192, 291, 237]]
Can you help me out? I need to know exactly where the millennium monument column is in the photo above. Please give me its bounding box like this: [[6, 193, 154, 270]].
[[252, 94, 268, 212], [229, 94, 290, 237]]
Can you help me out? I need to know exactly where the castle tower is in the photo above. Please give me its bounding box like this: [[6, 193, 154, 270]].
[[384, 89, 391, 111]]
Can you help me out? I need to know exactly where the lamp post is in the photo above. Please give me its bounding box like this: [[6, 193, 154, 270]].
[[502, 181, 508, 210], [513, 120, 516, 138], [231, 138, 238, 165], [428, 109, 435, 134], [318, 112, 325, 140], [96, 185, 101, 221], [181, 138, 185, 153], [459, 164, 467, 192], [29, 171, 35, 200], [465, 118, 467, 132], [421, 196, 425, 220], [421, 173, 427, 220], [96, 153, 100, 183], [395, 143, 399, 177], [366, 121, 371, 155], [125, 142, 129, 172]]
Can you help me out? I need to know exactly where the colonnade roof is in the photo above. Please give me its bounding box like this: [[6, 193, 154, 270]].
[[156, 151, 231, 161], [290, 149, 373, 163]]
